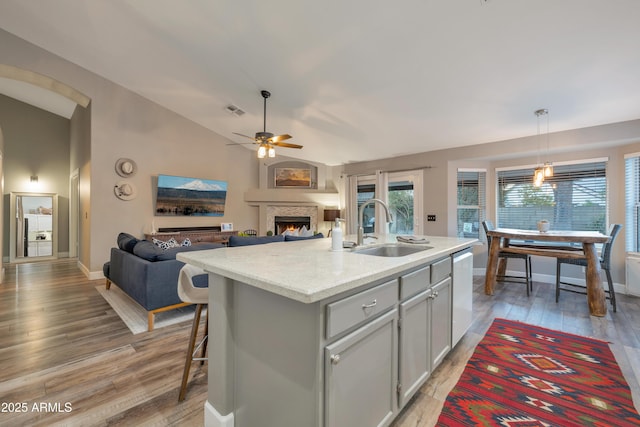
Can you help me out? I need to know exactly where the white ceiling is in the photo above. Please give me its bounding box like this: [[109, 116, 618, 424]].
[[1, 0, 640, 165]]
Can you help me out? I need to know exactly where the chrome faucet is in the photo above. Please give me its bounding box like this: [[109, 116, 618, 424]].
[[358, 198, 393, 245]]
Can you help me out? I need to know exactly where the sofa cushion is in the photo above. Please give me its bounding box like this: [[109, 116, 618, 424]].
[[228, 235, 285, 247], [156, 242, 224, 261], [285, 233, 324, 241], [133, 240, 163, 261], [117, 232, 139, 253]]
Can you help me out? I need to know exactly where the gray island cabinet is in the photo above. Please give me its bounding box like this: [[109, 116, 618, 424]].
[[178, 234, 476, 427]]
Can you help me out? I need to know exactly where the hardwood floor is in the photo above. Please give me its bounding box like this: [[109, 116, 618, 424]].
[[0, 259, 639, 426], [393, 274, 640, 427]]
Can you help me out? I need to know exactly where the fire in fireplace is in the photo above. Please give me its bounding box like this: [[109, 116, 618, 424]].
[[274, 216, 311, 235]]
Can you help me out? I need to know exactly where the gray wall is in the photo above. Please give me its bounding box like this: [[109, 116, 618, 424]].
[[0, 94, 70, 257], [70, 101, 91, 267], [343, 120, 640, 286], [1, 29, 259, 274]]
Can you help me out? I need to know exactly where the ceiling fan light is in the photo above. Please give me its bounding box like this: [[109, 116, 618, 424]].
[[257, 145, 267, 158], [268, 146, 276, 158]]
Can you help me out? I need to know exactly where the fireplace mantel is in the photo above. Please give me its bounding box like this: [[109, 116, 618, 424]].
[[244, 188, 338, 205]]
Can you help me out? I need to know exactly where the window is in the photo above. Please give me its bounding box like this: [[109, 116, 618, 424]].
[[387, 171, 421, 235], [357, 178, 376, 233], [457, 170, 486, 239], [497, 160, 607, 234], [350, 170, 423, 235], [625, 153, 640, 252]]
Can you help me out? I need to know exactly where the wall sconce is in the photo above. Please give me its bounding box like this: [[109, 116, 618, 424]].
[[30, 175, 38, 183], [324, 208, 341, 237]]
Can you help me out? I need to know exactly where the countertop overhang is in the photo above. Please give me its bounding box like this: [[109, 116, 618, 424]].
[[178, 234, 477, 304]]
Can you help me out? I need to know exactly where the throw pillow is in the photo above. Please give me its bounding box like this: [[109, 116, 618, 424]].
[[181, 238, 192, 247], [152, 237, 179, 250]]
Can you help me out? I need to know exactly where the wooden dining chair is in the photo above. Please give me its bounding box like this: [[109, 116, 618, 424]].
[[555, 224, 622, 312], [482, 220, 533, 295]]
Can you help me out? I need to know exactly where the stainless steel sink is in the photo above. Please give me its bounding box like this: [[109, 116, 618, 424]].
[[351, 243, 433, 257]]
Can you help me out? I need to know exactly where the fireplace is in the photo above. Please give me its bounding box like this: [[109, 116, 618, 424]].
[[274, 216, 311, 235]]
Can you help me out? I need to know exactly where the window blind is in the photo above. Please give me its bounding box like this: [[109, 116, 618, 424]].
[[497, 161, 607, 233], [625, 154, 640, 252], [457, 170, 486, 240]]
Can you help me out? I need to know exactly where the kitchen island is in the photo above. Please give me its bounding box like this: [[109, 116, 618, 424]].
[[178, 234, 476, 427]]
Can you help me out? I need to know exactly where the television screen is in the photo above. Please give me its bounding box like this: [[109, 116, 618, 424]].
[[155, 174, 227, 216]]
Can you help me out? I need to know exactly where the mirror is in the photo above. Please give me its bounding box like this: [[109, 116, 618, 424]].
[[9, 192, 58, 262]]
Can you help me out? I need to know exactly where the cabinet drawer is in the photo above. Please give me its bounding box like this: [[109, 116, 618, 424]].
[[431, 257, 451, 284], [399, 266, 430, 299], [326, 279, 398, 339]]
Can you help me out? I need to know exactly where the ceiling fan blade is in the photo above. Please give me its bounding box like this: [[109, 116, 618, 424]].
[[269, 134, 292, 143], [273, 141, 303, 149], [226, 142, 257, 146], [232, 132, 258, 141]]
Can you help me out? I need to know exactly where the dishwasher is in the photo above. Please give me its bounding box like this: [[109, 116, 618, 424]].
[[452, 248, 473, 346]]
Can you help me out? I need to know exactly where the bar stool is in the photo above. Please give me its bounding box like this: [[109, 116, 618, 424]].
[[177, 264, 209, 401]]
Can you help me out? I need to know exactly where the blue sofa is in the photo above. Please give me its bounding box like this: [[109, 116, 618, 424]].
[[228, 233, 323, 246], [103, 232, 324, 331], [103, 232, 223, 331]]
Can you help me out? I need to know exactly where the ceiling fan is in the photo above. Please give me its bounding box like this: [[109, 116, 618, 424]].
[[233, 90, 303, 158]]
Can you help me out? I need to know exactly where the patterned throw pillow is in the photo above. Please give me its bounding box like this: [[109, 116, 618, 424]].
[[152, 237, 179, 250], [181, 238, 192, 247]]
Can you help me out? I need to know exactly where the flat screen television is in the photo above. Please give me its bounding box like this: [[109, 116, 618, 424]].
[[155, 174, 227, 217]]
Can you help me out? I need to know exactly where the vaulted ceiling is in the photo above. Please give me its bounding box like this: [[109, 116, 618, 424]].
[[1, 1, 640, 165]]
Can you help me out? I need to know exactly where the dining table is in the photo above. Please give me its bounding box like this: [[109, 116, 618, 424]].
[[484, 228, 611, 316]]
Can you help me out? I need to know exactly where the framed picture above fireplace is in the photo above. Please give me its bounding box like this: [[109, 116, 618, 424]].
[[274, 168, 312, 188]]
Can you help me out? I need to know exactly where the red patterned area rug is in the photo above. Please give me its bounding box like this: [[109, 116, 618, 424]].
[[437, 318, 640, 426]]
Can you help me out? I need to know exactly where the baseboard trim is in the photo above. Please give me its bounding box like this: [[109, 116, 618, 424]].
[[204, 401, 234, 427], [76, 260, 105, 281], [475, 268, 628, 295]]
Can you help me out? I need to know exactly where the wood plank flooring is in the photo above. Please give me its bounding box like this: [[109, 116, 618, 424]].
[[0, 259, 639, 426]]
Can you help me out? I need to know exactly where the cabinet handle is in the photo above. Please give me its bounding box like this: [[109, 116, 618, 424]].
[[361, 299, 377, 309], [330, 354, 341, 365]]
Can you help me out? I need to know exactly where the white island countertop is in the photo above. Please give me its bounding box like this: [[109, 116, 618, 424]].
[[178, 234, 476, 304]]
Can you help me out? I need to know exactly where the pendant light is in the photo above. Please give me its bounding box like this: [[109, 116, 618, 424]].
[[533, 108, 552, 185], [538, 108, 553, 177]]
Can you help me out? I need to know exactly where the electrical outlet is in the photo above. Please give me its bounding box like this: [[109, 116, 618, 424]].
[[427, 214, 436, 222]]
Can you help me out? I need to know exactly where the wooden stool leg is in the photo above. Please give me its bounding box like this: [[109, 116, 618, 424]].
[[179, 304, 203, 401]]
